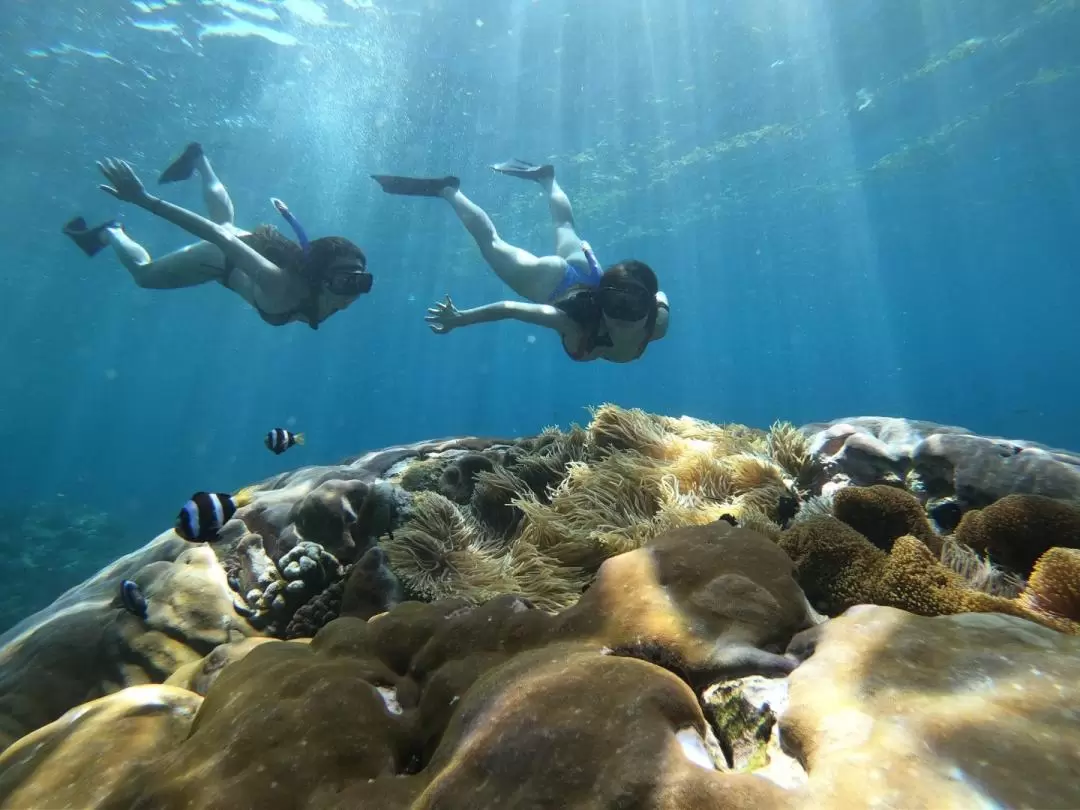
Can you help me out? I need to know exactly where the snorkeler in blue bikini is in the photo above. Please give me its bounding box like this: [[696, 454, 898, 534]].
[[63, 143, 372, 330], [372, 160, 669, 363]]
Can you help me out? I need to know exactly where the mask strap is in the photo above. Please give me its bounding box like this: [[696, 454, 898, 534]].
[[271, 197, 311, 256]]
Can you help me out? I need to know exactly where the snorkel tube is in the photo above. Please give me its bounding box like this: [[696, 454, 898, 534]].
[[271, 197, 311, 257]]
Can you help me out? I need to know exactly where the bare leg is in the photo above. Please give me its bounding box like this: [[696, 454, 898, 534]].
[[103, 227, 225, 289], [195, 152, 235, 226], [439, 187, 567, 304], [159, 143, 235, 225], [542, 176, 586, 264]]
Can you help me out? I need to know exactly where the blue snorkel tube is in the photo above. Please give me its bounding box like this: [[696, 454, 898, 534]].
[[273, 196, 372, 298], [272, 197, 311, 257]]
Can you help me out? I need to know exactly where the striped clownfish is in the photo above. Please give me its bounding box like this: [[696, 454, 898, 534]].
[[175, 491, 238, 542], [265, 428, 305, 455]]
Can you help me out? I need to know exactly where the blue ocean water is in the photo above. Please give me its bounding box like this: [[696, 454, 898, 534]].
[[0, 0, 1077, 615]]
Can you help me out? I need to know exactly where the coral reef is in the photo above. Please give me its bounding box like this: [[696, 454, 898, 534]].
[[3, 406, 1080, 807]]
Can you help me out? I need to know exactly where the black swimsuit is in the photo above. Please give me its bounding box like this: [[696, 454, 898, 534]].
[[222, 257, 324, 330]]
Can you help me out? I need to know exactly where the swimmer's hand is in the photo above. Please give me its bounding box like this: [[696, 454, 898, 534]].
[[97, 158, 150, 204], [425, 294, 465, 334]]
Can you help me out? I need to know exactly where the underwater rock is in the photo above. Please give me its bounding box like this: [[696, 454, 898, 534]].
[[781, 605, 1080, 809], [117, 545, 257, 677], [568, 522, 817, 686], [290, 479, 398, 562], [702, 675, 806, 790], [12, 596, 1080, 808], [396, 647, 789, 810], [913, 431, 1080, 508], [254, 435, 523, 494], [801, 416, 1080, 510], [339, 546, 404, 621], [801, 419, 911, 493]]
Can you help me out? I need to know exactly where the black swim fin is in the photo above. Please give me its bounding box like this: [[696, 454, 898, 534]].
[[158, 142, 204, 184], [370, 174, 460, 197], [62, 216, 118, 258], [491, 159, 554, 181]]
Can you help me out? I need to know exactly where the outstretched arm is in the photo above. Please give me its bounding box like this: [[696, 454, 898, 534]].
[[97, 158, 289, 295], [426, 295, 579, 337]]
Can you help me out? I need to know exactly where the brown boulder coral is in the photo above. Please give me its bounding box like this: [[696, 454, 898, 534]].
[[559, 523, 813, 684], [0, 521, 813, 809], [401, 648, 788, 810], [0, 684, 202, 809], [954, 493, 1080, 575], [781, 605, 1080, 809]]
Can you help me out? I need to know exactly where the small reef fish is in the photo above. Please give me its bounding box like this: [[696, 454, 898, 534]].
[[119, 579, 147, 618], [265, 428, 304, 455], [176, 491, 237, 542]]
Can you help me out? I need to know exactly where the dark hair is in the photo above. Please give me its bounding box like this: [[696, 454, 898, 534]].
[[597, 260, 658, 322], [304, 236, 367, 280], [241, 225, 306, 274]]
